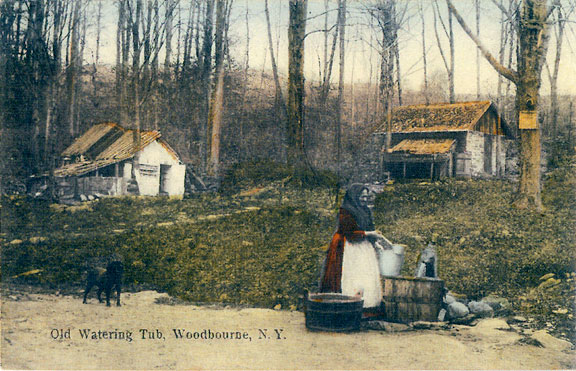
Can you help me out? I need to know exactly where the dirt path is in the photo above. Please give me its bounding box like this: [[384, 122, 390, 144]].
[[2, 290, 574, 370]]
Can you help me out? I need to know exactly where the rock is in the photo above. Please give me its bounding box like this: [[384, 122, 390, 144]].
[[273, 304, 282, 310], [438, 308, 447, 321], [9, 239, 23, 245], [448, 302, 469, 319], [468, 301, 494, 317], [363, 321, 411, 332], [481, 294, 510, 311], [87, 195, 95, 201], [444, 294, 456, 305], [530, 330, 573, 352], [509, 316, 528, 323], [384, 322, 411, 332], [450, 314, 478, 326], [474, 318, 510, 331], [79, 194, 88, 201], [411, 321, 449, 330]]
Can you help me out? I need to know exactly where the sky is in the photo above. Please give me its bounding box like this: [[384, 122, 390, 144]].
[[90, 0, 576, 97]]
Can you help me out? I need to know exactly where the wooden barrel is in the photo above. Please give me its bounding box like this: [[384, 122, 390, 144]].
[[381, 276, 445, 323], [305, 293, 363, 332]]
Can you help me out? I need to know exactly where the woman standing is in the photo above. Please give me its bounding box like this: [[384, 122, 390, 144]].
[[320, 184, 389, 309]]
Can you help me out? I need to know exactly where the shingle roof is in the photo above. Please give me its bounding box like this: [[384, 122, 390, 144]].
[[390, 139, 456, 155], [55, 123, 180, 177], [375, 101, 496, 133]]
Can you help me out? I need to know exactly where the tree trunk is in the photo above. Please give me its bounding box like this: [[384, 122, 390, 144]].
[[336, 0, 346, 179], [200, 0, 215, 171], [514, 0, 549, 210], [207, 0, 227, 177], [264, 0, 287, 115], [447, 0, 549, 210], [420, 1, 429, 104], [66, 0, 81, 139], [287, 0, 308, 167]]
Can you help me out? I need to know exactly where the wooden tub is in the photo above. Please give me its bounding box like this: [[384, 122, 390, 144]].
[[305, 293, 364, 332], [381, 276, 445, 323]]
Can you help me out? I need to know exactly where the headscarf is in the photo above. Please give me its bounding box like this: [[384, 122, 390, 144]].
[[341, 183, 375, 231]]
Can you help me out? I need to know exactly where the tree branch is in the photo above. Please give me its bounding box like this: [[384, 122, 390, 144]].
[[446, 0, 519, 83]]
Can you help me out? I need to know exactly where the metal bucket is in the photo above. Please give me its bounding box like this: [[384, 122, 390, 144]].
[[305, 293, 363, 332], [378, 244, 405, 276]]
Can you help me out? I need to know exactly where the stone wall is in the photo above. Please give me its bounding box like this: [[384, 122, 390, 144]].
[[466, 132, 485, 177]]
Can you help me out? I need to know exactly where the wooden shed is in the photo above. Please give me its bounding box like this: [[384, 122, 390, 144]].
[[373, 101, 513, 180], [54, 123, 185, 198]]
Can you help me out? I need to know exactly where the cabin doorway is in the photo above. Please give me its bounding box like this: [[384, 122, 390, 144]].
[[159, 164, 171, 195], [484, 136, 493, 174]]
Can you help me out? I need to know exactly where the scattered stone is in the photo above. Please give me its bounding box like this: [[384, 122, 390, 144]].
[[369, 321, 411, 332], [509, 316, 527, 323], [79, 194, 88, 201], [530, 330, 573, 352], [448, 301, 469, 319], [9, 239, 23, 245], [450, 314, 478, 326], [273, 304, 282, 310], [438, 308, 447, 322], [517, 337, 544, 347], [481, 295, 510, 311], [468, 301, 494, 317], [474, 318, 510, 331], [411, 321, 449, 330], [444, 294, 456, 305], [87, 195, 95, 201], [552, 308, 568, 315]]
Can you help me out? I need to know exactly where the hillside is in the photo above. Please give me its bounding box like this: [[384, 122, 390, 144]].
[[1, 160, 575, 343]]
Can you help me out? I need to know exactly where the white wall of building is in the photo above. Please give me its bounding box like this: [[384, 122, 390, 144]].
[[133, 141, 185, 196]]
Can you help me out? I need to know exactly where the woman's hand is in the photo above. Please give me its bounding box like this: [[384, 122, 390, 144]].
[[366, 231, 393, 249]]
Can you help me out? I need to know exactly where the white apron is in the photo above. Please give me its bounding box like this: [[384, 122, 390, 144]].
[[340, 239, 382, 308]]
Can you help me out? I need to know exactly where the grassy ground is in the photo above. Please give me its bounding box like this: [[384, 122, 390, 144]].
[[1, 160, 574, 340]]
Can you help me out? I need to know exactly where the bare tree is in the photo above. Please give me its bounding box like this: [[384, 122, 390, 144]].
[[545, 0, 574, 139], [447, 0, 551, 210], [207, 0, 230, 177], [432, 0, 455, 103], [287, 0, 308, 167], [419, 1, 430, 104], [335, 0, 346, 179], [264, 0, 286, 115]]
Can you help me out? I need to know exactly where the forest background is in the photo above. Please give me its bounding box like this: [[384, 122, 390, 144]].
[[1, 0, 575, 185]]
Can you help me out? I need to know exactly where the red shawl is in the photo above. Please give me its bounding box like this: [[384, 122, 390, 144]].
[[319, 208, 366, 293]]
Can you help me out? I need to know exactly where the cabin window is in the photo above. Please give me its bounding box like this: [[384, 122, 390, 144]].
[[140, 164, 159, 177]]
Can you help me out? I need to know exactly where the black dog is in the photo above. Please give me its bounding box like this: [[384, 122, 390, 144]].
[[83, 259, 123, 307]]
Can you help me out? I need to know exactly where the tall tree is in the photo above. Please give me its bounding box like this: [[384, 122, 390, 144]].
[[432, 0, 455, 103], [335, 0, 346, 179], [287, 0, 308, 167], [264, 0, 286, 115], [545, 0, 573, 139], [207, 0, 229, 177], [447, 0, 551, 210]]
